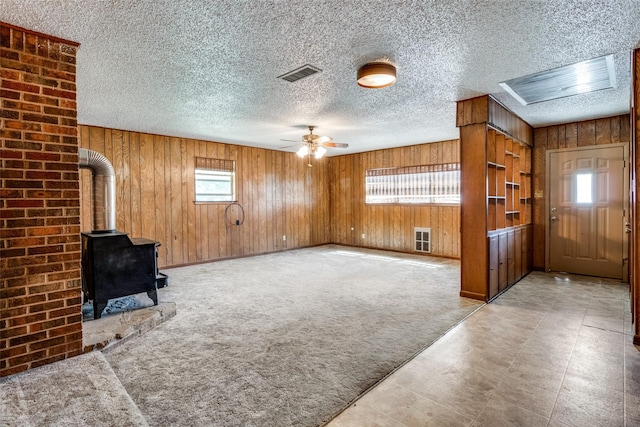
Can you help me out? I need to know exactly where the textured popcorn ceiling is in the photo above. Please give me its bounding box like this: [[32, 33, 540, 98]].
[[2, 1, 639, 154]]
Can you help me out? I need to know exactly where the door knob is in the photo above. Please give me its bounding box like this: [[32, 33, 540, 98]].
[[625, 223, 632, 233], [550, 216, 558, 221]]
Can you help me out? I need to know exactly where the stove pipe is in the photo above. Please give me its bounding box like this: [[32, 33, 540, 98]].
[[78, 148, 116, 233]]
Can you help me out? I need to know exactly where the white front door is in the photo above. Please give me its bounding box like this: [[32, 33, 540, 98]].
[[547, 145, 626, 279]]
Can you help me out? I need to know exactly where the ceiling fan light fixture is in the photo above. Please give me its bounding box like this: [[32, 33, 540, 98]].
[[314, 146, 327, 159], [357, 62, 397, 88], [296, 145, 309, 158]]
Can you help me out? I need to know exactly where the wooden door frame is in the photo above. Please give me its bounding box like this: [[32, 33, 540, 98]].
[[544, 143, 630, 278], [631, 47, 639, 344]]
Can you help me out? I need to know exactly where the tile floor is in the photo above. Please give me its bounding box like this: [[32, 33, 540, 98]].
[[326, 271, 640, 427]]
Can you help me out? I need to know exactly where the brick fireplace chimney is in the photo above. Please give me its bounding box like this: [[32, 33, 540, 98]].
[[1, 23, 83, 376]]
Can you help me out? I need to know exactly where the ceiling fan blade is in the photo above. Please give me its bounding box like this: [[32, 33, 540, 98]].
[[278, 143, 302, 149], [322, 142, 349, 148], [280, 138, 300, 143]]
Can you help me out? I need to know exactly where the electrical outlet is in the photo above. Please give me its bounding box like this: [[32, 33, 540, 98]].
[[361, 233, 365, 239], [282, 235, 286, 241]]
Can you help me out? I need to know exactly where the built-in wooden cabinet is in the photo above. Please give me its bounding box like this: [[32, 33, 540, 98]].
[[458, 95, 534, 301], [497, 232, 508, 292], [489, 234, 500, 297], [485, 127, 533, 299], [488, 225, 531, 300]]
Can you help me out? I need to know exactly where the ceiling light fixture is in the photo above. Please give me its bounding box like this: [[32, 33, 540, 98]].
[[314, 146, 327, 159], [283, 126, 348, 167], [357, 62, 397, 88], [296, 143, 327, 160], [296, 145, 309, 158]]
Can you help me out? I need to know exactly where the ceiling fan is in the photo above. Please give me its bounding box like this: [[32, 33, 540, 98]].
[[280, 126, 348, 167]]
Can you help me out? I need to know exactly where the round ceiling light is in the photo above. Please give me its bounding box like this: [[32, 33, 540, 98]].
[[357, 62, 397, 88]]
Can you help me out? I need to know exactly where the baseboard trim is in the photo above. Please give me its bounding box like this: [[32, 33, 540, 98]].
[[161, 243, 325, 269], [460, 290, 486, 301]]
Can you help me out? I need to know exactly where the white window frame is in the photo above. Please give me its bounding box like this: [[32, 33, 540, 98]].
[[365, 163, 460, 205], [194, 157, 236, 203]]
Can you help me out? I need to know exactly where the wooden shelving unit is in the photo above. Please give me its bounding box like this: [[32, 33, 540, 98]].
[[487, 128, 532, 233], [458, 95, 533, 302], [486, 127, 532, 300]]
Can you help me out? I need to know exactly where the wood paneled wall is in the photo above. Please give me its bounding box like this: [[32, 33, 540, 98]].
[[78, 126, 330, 268], [631, 48, 639, 344], [456, 95, 533, 145], [328, 140, 461, 258], [531, 114, 631, 269]]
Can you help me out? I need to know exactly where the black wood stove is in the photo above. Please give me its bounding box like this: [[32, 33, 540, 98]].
[[81, 232, 166, 319], [79, 148, 168, 319]]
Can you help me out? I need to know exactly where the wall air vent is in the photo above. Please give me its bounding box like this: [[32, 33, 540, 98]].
[[414, 227, 431, 253], [499, 54, 616, 105], [278, 64, 322, 83]]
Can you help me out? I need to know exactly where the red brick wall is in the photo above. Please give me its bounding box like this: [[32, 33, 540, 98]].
[[1, 23, 82, 376]]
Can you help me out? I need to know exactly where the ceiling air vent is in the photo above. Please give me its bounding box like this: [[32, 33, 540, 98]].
[[278, 64, 322, 83], [499, 54, 616, 105]]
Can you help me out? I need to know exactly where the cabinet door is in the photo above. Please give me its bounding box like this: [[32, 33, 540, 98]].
[[507, 230, 516, 285], [498, 232, 508, 292], [514, 228, 522, 281], [521, 226, 528, 276], [524, 225, 533, 274], [489, 235, 499, 299]]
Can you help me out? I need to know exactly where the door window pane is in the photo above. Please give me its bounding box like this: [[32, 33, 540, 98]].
[[576, 173, 592, 204]]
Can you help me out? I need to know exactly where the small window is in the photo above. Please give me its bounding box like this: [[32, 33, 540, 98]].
[[195, 157, 235, 202], [575, 173, 593, 204], [365, 163, 460, 204]]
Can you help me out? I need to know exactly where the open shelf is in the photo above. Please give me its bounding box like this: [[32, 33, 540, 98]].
[[487, 128, 532, 232]]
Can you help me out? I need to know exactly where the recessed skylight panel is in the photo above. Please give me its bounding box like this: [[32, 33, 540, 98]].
[[499, 54, 616, 105]]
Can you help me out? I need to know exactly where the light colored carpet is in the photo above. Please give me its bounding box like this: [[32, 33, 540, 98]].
[[0, 352, 148, 427], [104, 245, 483, 426], [0, 245, 482, 426]]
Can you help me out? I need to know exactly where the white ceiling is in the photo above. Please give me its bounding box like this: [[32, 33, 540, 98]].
[[2, 1, 640, 155]]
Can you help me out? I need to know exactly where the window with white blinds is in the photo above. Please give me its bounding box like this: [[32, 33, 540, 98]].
[[194, 157, 236, 202], [365, 163, 460, 204]]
